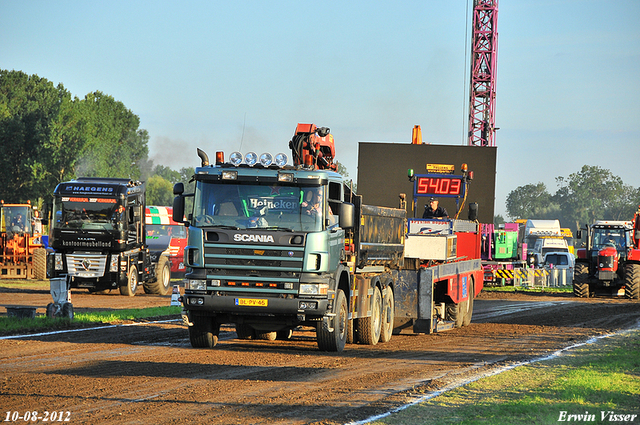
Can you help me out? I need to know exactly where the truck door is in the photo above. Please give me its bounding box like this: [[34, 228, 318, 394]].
[[327, 181, 344, 270]]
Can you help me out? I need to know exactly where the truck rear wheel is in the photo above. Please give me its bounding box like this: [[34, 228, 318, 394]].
[[144, 256, 171, 295], [380, 286, 394, 343], [316, 289, 347, 352], [120, 265, 138, 296], [573, 263, 590, 298], [625, 263, 640, 299], [189, 316, 220, 348], [357, 286, 382, 345], [446, 298, 467, 328]]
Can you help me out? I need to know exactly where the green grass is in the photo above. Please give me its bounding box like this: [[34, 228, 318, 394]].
[[372, 330, 640, 424], [482, 285, 573, 294], [0, 306, 181, 335]]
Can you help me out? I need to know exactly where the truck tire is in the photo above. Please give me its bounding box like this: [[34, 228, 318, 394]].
[[573, 263, 590, 298], [144, 256, 171, 295], [624, 263, 640, 299], [316, 289, 348, 352], [462, 280, 475, 327], [33, 248, 47, 280], [380, 286, 394, 343], [446, 297, 467, 328], [235, 323, 254, 340], [120, 265, 139, 296], [256, 331, 277, 340], [357, 286, 382, 345], [276, 328, 293, 340], [189, 316, 219, 348]]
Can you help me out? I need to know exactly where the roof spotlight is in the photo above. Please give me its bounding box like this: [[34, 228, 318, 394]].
[[229, 151, 243, 166], [274, 153, 288, 166], [259, 153, 273, 166], [244, 152, 257, 166]]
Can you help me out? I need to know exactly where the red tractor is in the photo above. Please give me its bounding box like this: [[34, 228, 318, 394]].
[[574, 207, 640, 299], [0, 201, 47, 280]]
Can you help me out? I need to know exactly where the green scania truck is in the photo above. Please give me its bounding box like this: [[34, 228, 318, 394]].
[[173, 124, 483, 351]]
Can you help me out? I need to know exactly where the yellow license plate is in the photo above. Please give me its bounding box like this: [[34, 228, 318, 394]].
[[235, 298, 268, 307]]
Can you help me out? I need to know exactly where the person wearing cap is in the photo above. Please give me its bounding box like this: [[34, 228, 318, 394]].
[[423, 197, 448, 219]]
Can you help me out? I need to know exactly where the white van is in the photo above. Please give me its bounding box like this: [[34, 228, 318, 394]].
[[543, 251, 575, 284]]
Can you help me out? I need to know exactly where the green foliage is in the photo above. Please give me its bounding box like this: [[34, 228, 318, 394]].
[[146, 174, 174, 206], [0, 69, 193, 209], [0, 70, 77, 202], [0, 70, 149, 203], [506, 166, 640, 232]]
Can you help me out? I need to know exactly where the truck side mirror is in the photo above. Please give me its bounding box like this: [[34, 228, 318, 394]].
[[173, 182, 184, 195], [173, 195, 186, 225], [576, 230, 582, 239], [339, 202, 355, 229]]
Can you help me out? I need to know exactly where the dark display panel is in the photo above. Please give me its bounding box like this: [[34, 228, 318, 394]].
[[356, 143, 496, 224]]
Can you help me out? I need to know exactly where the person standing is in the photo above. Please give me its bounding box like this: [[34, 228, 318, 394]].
[[422, 197, 448, 219]]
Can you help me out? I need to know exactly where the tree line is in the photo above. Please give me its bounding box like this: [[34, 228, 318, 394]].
[[0, 69, 191, 207], [502, 165, 640, 233]]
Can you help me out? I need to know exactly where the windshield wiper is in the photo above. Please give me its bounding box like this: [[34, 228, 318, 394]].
[[246, 226, 294, 232], [209, 225, 240, 230]]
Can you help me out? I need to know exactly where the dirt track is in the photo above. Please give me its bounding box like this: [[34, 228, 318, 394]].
[[1, 285, 639, 424]]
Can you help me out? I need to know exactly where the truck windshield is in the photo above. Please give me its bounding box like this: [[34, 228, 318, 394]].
[[52, 197, 124, 231], [192, 181, 327, 232]]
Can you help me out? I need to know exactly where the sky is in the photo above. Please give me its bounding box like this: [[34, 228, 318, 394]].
[[2, 0, 639, 217]]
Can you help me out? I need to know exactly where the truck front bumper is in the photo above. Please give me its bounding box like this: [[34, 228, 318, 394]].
[[182, 292, 332, 318]]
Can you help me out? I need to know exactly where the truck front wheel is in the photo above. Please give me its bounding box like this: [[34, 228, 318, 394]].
[[624, 263, 640, 299], [120, 265, 138, 296], [316, 289, 348, 352], [189, 315, 220, 348], [144, 256, 171, 295], [573, 263, 590, 298]]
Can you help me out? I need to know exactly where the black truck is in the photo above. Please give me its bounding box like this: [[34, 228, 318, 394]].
[[47, 177, 171, 296]]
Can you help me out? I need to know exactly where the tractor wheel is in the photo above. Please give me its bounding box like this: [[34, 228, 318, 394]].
[[624, 263, 640, 299], [189, 315, 219, 348], [573, 263, 590, 298], [120, 265, 139, 296], [144, 256, 171, 295], [33, 248, 47, 280], [356, 286, 382, 345], [380, 285, 395, 343], [316, 289, 348, 352]]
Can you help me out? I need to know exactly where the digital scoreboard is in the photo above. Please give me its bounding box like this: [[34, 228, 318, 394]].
[[413, 174, 466, 198]]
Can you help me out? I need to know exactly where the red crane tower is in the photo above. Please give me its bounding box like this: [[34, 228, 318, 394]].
[[468, 0, 499, 147]]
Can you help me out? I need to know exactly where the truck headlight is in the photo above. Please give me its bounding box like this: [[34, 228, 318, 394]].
[[109, 255, 119, 272], [54, 253, 63, 271], [187, 279, 207, 290], [299, 283, 329, 295]]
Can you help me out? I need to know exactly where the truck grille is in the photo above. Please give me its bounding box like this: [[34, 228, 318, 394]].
[[66, 253, 107, 278], [203, 243, 304, 283]]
